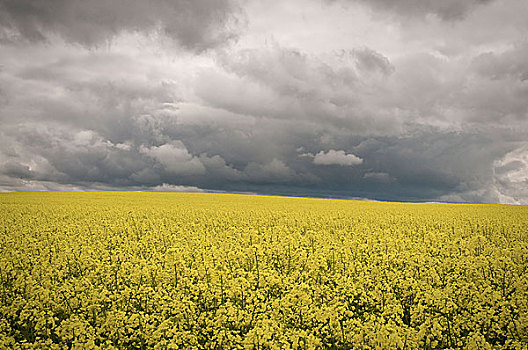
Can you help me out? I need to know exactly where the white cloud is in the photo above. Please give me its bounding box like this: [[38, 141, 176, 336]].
[[492, 144, 528, 204], [151, 183, 205, 192], [313, 150, 363, 166], [140, 141, 206, 176]]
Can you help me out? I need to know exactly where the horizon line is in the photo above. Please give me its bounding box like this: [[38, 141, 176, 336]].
[[1, 189, 525, 206]]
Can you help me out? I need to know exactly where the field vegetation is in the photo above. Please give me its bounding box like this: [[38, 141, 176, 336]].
[[0, 192, 527, 349]]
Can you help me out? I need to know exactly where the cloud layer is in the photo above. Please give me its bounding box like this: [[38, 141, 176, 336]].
[[335, 0, 494, 21], [0, 0, 240, 50], [1, 0, 527, 203]]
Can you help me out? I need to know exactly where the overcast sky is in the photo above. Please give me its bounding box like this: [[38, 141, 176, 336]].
[[1, 0, 527, 203]]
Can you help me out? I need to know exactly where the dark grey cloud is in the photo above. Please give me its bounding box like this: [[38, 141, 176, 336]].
[[353, 47, 395, 76], [0, 0, 527, 204], [208, 46, 401, 135], [0, 0, 240, 50]]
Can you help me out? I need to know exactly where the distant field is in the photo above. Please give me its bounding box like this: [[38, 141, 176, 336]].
[[0, 192, 527, 349]]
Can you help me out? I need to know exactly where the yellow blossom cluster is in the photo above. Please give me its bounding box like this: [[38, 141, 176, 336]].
[[0, 192, 527, 349]]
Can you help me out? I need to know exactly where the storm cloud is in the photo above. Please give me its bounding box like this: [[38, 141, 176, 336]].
[[0, 0, 240, 50], [1, 0, 527, 203]]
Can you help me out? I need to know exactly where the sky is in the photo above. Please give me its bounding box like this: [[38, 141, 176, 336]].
[[0, 0, 527, 203]]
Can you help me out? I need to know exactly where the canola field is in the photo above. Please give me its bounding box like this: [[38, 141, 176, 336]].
[[0, 192, 527, 349]]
